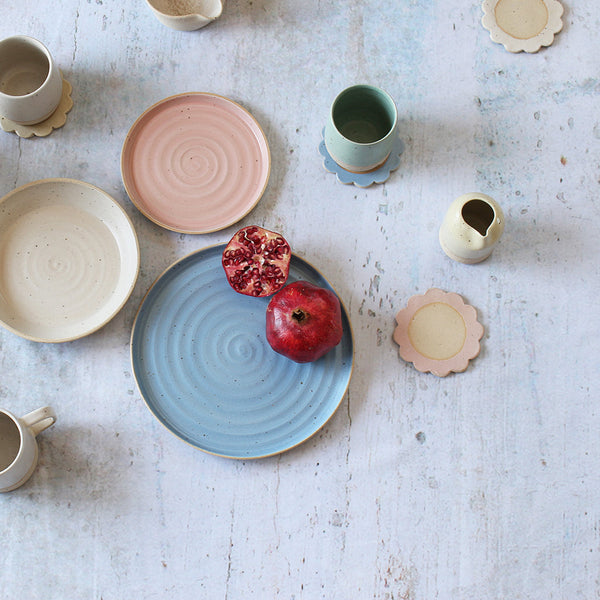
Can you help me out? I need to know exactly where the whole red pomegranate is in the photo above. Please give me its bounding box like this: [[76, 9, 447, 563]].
[[266, 280, 344, 363], [222, 225, 291, 297]]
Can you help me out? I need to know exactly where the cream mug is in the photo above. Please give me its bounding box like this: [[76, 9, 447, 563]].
[[0, 406, 56, 492], [0, 35, 63, 125]]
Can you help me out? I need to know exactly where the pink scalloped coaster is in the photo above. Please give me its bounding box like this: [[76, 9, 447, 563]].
[[393, 288, 484, 377]]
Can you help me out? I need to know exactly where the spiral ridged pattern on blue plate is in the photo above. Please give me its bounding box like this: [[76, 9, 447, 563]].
[[131, 245, 353, 458]]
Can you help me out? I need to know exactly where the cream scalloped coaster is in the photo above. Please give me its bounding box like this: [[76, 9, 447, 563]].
[[0, 75, 73, 138], [393, 288, 484, 377], [482, 0, 564, 53]]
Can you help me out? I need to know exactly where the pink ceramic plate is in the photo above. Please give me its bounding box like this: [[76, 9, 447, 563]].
[[121, 93, 270, 234]]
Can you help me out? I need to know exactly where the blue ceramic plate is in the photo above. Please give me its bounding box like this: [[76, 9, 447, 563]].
[[131, 245, 353, 459]]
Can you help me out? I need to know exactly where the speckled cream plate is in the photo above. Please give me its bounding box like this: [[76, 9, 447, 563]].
[[121, 93, 271, 234], [0, 179, 140, 342]]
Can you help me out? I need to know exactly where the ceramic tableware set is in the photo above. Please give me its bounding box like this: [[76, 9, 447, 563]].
[[0, 0, 563, 488], [0, 27, 352, 476], [390, 0, 563, 376]]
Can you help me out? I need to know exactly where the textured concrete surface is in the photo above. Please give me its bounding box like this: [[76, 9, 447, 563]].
[[1, 1, 599, 598]]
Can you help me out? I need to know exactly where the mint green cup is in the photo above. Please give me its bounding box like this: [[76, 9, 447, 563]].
[[324, 85, 398, 173]]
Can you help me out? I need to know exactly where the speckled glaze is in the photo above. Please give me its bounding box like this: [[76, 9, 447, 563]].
[[0, 36, 63, 125], [0, 179, 140, 342], [439, 192, 505, 264], [121, 93, 270, 234], [0, 406, 55, 492], [145, 0, 223, 30], [482, 0, 564, 53], [131, 245, 354, 459], [0, 75, 73, 137]]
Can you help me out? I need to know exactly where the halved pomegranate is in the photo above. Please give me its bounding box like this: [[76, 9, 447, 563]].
[[222, 225, 291, 297]]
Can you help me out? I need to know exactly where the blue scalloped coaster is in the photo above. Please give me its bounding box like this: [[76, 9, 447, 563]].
[[319, 130, 405, 188]]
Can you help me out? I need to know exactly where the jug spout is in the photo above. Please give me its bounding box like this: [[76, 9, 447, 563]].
[[468, 232, 487, 252], [439, 192, 505, 264]]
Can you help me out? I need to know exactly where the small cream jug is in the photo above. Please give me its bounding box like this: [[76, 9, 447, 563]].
[[439, 192, 505, 264], [145, 0, 223, 30]]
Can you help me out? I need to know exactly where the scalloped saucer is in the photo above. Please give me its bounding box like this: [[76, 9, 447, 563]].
[[482, 0, 564, 53], [393, 288, 484, 377], [0, 75, 73, 138], [319, 129, 404, 188]]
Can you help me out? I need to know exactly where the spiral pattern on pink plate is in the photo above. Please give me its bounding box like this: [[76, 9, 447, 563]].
[[121, 93, 271, 234]]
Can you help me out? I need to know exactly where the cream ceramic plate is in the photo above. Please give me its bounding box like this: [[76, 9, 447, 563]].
[[0, 179, 140, 342], [121, 93, 271, 234]]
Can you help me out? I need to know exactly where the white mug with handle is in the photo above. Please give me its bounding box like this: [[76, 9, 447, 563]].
[[0, 406, 56, 492]]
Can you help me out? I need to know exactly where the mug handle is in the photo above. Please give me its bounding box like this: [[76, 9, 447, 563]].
[[21, 406, 57, 436]]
